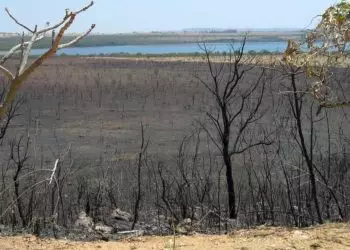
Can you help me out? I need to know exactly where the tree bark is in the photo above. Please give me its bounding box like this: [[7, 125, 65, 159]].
[[222, 106, 237, 219]]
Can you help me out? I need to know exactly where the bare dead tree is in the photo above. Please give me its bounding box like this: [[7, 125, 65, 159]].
[[0, 2, 94, 230], [0, 92, 24, 143], [9, 135, 31, 227], [0, 1, 95, 121], [276, 62, 324, 224], [196, 39, 272, 219], [132, 122, 150, 229]]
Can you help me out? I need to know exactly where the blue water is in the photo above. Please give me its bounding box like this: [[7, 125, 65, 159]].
[[28, 41, 288, 56]]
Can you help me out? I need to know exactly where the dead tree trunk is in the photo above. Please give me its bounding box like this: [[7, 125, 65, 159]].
[[196, 39, 272, 219], [288, 70, 323, 224], [0, 2, 95, 121]]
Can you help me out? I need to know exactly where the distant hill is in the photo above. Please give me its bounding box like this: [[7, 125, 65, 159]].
[[0, 32, 18, 38], [182, 28, 238, 33], [0, 30, 305, 51], [183, 28, 303, 33]]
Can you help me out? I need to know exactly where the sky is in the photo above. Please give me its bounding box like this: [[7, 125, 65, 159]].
[[0, 0, 338, 33]]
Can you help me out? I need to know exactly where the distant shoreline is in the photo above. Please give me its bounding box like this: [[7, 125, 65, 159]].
[[0, 32, 303, 51]]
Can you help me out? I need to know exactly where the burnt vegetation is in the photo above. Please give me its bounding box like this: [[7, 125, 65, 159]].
[[0, 0, 349, 240], [0, 50, 349, 237]]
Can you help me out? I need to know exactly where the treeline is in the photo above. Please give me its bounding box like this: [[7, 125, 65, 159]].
[[0, 33, 302, 51]]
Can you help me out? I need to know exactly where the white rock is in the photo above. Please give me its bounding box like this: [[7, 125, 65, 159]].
[[111, 208, 133, 221], [74, 211, 94, 231], [95, 223, 114, 234], [183, 218, 192, 224], [117, 230, 144, 237]]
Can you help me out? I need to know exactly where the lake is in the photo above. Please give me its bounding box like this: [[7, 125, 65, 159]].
[[27, 41, 288, 56]]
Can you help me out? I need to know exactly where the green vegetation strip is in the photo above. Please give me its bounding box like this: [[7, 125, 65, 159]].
[[0, 32, 304, 50]]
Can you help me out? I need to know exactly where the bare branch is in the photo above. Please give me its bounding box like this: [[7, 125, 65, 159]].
[[38, 19, 69, 35], [230, 140, 273, 156], [38, 1, 94, 34], [229, 94, 246, 125], [49, 159, 59, 185], [206, 111, 224, 140], [0, 34, 45, 65], [74, 1, 94, 15], [19, 34, 38, 74], [196, 120, 223, 153], [4, 7, 34, 33], [0, 14, 77, 120], [0, 2, 95, 122], [58, 24, 96, 49], [0, 65, 14, 80]]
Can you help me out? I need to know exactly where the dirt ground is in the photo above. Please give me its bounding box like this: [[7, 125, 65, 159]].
[[0, 223, 348, 250]]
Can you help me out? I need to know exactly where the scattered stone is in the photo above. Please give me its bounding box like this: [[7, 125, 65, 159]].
[[193, 206, 202, 220], [226, 218, 240, 229], [111, 208, 133, 222], [183, 218, 192, 224], [175, 218, 193, 234], [310, 242, 322, 249], [113, 220, 132, 232], [0, 224, 8, 232], [74, 211, 94, 232], [117, 230, 144, 238], [94, 223, 114, 234]]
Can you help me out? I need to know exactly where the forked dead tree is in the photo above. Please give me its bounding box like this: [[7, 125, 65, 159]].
[[0, 1, 95, 121], [196, 40, 272, 219], [0, 1, 95, 226]]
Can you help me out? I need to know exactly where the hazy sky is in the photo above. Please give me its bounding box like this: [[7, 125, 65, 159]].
[[0, 0, 337, 33]]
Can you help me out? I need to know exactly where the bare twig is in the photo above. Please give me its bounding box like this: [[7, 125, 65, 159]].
[[38, 1, 94, 34], [74, 1, 94, 15], [49, 159, 59, 185], [4, 7, 34, 33], [58, 24, 96, 49], [0, 65, 14, 80], [0, 35, 45, 65]]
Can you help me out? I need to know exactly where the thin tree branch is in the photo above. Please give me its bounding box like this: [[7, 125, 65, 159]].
[[38, 1, 94, 34], [19, 34, 38, 74], [58, 24, 96, 49], [49, 159, 59, 185], [0, 15, 76, 120], [230, 140, 273, 156], [4, 7, 34, 33], [74, 1, 94, 15], [0, 65, 14, 80], [0, 35, 45, 65]]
